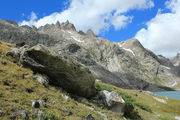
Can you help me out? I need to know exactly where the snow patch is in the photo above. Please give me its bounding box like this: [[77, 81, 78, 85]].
[[161, 65, 171, 70], [123, 48, 135, 56], [71, 36, 83, 42], [67, 31, 84, 43], [171, 81, 177, 87], [153, 96, 167, 103], [118, 42, 125, 47]]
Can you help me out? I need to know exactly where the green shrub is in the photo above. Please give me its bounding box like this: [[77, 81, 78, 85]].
[[95, 82, 115, 91], [123, 103, 142, 120], [134, 102, 152, 113]]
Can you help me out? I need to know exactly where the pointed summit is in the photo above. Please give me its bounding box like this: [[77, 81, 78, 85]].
[[171, 53, 180, 66], [56, 21, 61, 27], [86, 29, 95, 37], [60, 20, 76, 31]]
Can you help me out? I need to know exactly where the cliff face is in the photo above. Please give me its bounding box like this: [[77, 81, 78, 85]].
[[0, 19, 180, 91]]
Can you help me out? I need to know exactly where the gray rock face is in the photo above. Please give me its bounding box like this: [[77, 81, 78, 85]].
[[99, 90, 125, 112], [16, 44, 96, 98], [0, 19, 58, 46], [172, 53, 180, 66], [1, 19, 180, 90]]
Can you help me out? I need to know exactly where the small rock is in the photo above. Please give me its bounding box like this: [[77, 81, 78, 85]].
[[64, 111, 73, 116], [19, 110, 29, 120], [0, 110, 5, 116], [16, 42, 26, 47], [84, 114, 95, 120], [31, 110, 44, 120], [25, 88, 34, 93], [37, 110, 44, 120], [23, 74, 29, 79], [61, 94, 70, 100], [33, 75, 49, 87], [1, 60, 7, 65], [32, 100, 45, 108], [3, 81, 11, 86]]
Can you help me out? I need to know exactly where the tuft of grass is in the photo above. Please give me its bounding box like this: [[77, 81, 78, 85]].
[[42, 111, 63, 120]]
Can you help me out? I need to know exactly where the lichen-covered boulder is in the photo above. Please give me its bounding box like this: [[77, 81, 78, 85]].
[[18, 44, 96, 98]]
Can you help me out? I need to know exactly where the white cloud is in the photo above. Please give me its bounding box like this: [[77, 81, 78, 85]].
[[135, 0, 180, 58], [21, 12, 38, 26], [19, 0, 154, 34]]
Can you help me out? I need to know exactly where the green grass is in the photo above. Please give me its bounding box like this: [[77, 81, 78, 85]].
[[0, 42, 180, 120]]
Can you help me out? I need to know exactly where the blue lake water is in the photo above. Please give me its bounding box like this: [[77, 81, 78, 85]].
[[154, 91, 180, 100]]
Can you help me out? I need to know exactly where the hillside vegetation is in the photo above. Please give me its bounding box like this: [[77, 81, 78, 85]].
[[0, 41, 180, 120]]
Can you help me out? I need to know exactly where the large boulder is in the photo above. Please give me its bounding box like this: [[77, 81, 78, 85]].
[[99, 90, 125, 112], [10, 44, 96, 98]]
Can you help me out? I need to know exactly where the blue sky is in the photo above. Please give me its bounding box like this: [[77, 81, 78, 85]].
[[0, 0, 166, 42], [0, 0, 180, 57]]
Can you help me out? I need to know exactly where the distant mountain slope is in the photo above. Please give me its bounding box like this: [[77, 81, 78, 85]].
[[0, 19, 179, 90]]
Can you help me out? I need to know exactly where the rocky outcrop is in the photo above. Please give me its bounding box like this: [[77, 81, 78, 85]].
[[8, 44, 96, 98], [172, 53, 180, 66], [99, 90, 125, 112]]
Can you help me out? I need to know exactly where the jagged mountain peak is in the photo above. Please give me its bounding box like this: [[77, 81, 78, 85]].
[[38, 20, 76, 32], [118, 39, 144, 49], [60, 20, 76, 31], [171, 53, 180, 66], [86, 29, 96, 37]]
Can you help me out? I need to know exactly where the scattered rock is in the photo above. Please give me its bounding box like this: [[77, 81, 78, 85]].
[[0, 110, 5, 116], [31, 110, 44, 120], [22, 74, 29, 79], [1, 60, 7, 65], [3, 81, 11, 86], [18, 110, 29, 120], [64, 111, 73, 116], [37, 110, 44, 120], [16, 42, 26, 47], [84, 114, 95, 120], [61, 94, 70, 100], [25, 88, 34, 93], [32, 100, 45, 108], [99, 90, 125, 112], [33, 75, 49, 87]]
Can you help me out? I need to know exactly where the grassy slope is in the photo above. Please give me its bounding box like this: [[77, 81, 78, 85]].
[[0, 42, 179, 120]]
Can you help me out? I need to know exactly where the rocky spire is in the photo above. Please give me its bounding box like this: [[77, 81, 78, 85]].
[[60, 20, 76, 31], [56, 21, 61, 27], [86, 29, 95, 37]]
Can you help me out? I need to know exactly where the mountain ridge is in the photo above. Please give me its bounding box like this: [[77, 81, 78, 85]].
[[0, 19, 180, 91]]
